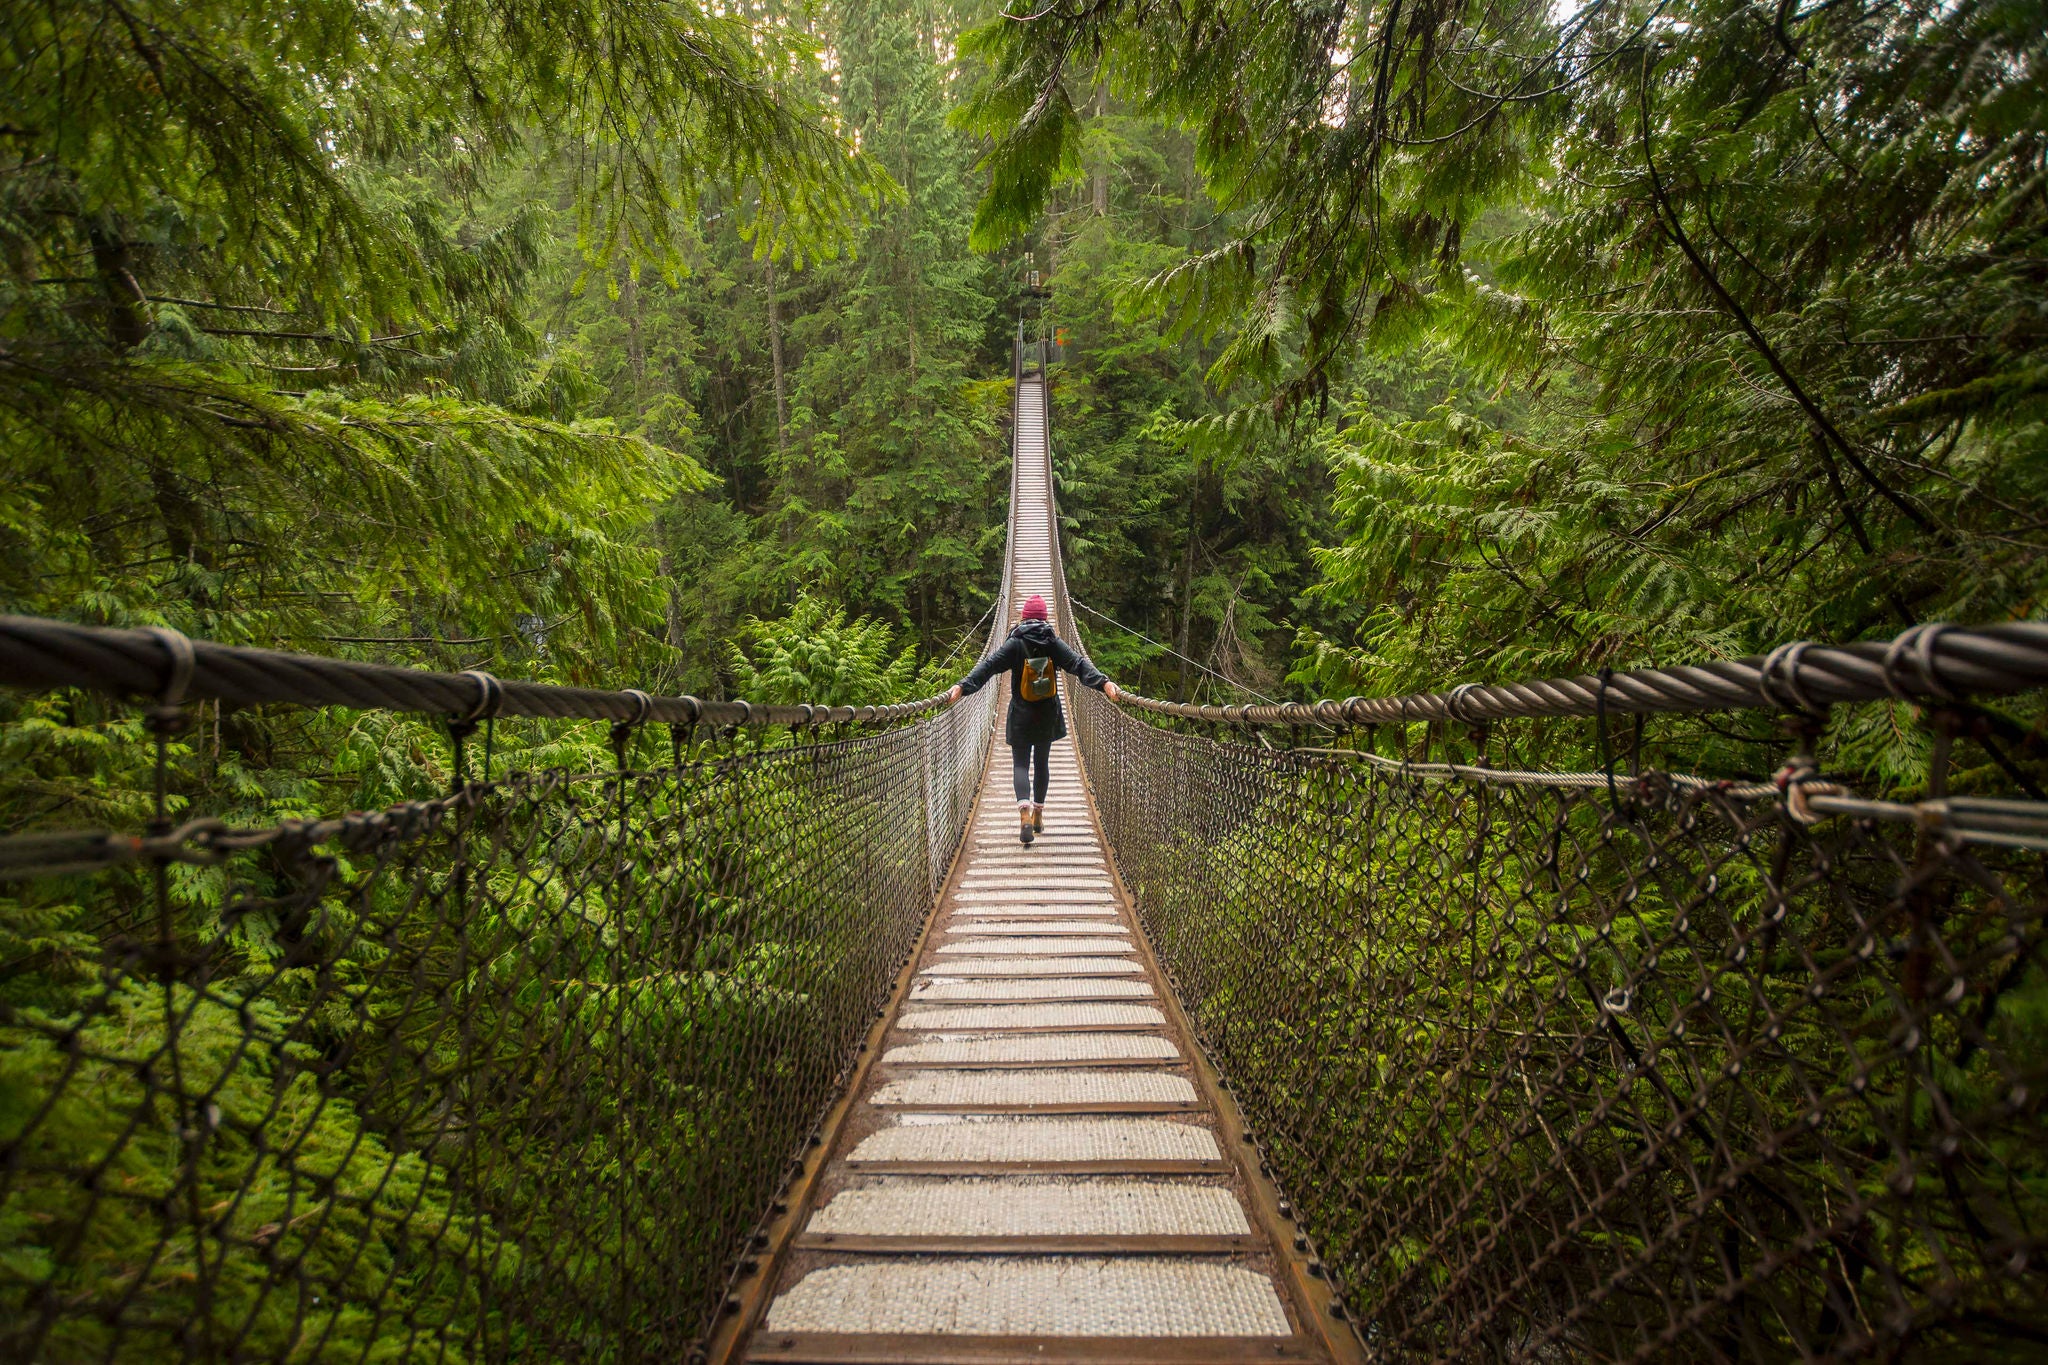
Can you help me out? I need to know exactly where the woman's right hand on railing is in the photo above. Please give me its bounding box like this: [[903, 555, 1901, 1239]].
[[1104, 681, 1122, 703], [945, 685, 962, 706]]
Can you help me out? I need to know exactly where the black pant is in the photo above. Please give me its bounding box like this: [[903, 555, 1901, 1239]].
[[1011, 740, 1051, 805]]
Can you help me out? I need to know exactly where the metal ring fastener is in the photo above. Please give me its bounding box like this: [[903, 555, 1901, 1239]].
[[1757, 641, 1821, 715], [620, 689, 655, 728], [1882, 622, 1956, 703], [458, 670, 503, 722], [143, 626, 195, 708]]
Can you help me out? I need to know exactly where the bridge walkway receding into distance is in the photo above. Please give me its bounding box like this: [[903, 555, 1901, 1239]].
[[731, 369, 1352, 1365]]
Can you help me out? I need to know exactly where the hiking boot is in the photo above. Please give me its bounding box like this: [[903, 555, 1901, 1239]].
[[1031, 804, 1044, 833], [1018, 805, 1035, 845]]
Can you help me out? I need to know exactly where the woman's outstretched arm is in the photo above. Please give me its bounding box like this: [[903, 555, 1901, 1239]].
[[1051, 637, 1113, 693], [947, 637, 1016, 703]]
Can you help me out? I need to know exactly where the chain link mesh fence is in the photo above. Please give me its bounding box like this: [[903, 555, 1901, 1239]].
[[1071, 686, 2046, 1363], [1, 690, 994, 1363]]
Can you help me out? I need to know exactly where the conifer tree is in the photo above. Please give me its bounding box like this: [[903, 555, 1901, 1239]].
[[959, 0, 2048, 773], [0, 0, 883, 670]]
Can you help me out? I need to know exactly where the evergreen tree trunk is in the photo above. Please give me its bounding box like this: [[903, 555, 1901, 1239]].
[[766, 257, 790, 454], [619, 268, 646, 403], [88, 224, 147, 351], [1092, 87, 1108, 215], [1175, 489, 1198, 699], [657, 555, 687, 652], [906, 162, 920, 381]]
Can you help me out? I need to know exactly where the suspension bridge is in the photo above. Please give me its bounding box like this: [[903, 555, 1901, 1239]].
[[739, 363, 1342, 1362], [0, 338, 2045, 1363]]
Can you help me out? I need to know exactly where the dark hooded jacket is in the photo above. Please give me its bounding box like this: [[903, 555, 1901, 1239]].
[[956, 617, 1108, 746]]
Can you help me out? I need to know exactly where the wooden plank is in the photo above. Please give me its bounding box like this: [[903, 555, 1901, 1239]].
[[868, 1100, 1201, 1114], [902, 993, 1158, 1005], [791, 1233, 1254, 1255], [931, 947, 1139, 958], [1077, 783, 1367, 1365], [892, 1022, 1165, 1034], [748, 1333, 1323, 1363], [704, 774, 992, 1365], [877, 1054, 1179, 1070], [937, 930, 1132, 940], [913, 972, 1146, 982], [843, 1158, 1229, 1176]]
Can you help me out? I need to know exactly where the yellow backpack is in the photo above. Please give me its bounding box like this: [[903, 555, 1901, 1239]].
[[1019, 655, 1056, 702]]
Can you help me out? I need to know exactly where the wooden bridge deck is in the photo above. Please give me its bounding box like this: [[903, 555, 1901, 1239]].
[[730, 375, 1346, 1364]]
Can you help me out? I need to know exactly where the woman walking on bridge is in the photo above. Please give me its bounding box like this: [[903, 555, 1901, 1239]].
[[947, 594, 1120, 844]]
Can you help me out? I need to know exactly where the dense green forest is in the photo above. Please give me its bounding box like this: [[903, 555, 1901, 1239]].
[[0, 0, 2041, 827], [1, 1, 2042, 1359], [6, 0, 2040, 816]]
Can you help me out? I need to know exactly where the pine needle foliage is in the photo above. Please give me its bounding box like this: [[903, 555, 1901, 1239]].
[[959, 0, 2048, 770], [0, 0, 895, 815], [0, 6, 912, 1353], [0, 0, 884, 636]]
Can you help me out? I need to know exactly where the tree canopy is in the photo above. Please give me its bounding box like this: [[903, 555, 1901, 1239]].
[[958, 0, 2047, 779], [3, 0, 2041, 787]]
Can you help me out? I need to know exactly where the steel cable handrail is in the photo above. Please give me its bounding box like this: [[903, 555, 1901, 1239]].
[[0, 614, 950, 728], [9, 613, 2042, 732], [1106, 620, 2048, 723]]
